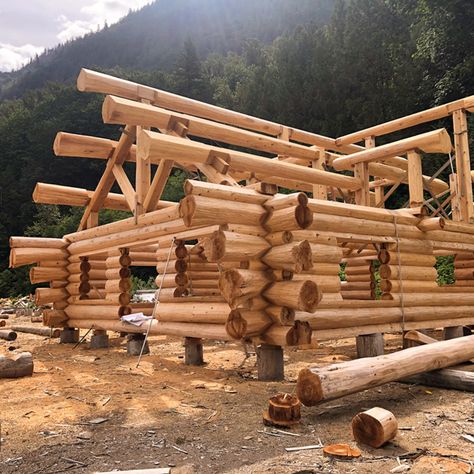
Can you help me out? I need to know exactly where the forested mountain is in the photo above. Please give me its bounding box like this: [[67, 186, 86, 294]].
[[0, 0, 335, 99], [1, 0, 473, 296]]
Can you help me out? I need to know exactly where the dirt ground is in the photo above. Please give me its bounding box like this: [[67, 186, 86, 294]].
[[1, 316, 474, 474]]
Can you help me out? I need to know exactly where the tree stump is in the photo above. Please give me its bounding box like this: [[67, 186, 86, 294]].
[[60, 328, 79, 344], [127, 334, 149, 356], [256, 344, 284, 381], [0, 352, 33, 378], [90, 330, 109, 349], [352, 407, 398, 448], [184, 337, 204, 365], [263, 393, 300, 426], [356, 333, 384, 358]]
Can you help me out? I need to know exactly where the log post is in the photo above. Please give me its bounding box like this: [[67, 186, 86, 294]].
[[60, 327, 80, 343], [90, 329, 109, 349], [256, 344, 284, 381], [356, 333, 384, 358], [127, 333, 149, 356], [184, 337, 204, 365]]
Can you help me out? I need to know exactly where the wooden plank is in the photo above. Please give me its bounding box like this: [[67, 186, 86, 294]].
[[79, 125, 136, 230], [144, 159, 174, 212]]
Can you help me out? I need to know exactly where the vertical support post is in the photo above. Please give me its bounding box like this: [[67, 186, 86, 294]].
[[407, 151, 424, 208], [354, 162, 370, 206], [453, 109, 473, 223], [256, 344, 284, 381], [311, 148, 328, 200], [356, 333, 384, 358], [184, 337, 204, 365], [127, 333, 149, 356], [450, 173, 462, 221], [60, 327, 80, 344], [90, 329, 109, 349], [135, 123, 151, 217]]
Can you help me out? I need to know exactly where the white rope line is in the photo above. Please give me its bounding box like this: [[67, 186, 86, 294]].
[[136, 237, 176, 368]]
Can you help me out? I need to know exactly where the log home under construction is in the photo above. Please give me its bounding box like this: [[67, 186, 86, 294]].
[[9, 68, 474, 378]]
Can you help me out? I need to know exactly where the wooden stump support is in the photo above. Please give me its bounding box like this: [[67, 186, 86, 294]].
[[257, 344, 284, 381]]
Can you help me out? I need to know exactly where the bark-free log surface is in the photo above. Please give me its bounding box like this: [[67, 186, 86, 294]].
[[351, 407, 398, 448], [296, 334, 474, 406]]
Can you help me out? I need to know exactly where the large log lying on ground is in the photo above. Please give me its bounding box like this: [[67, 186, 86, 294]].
[[296, 334, 474, 406], [0, 352, 33, 378]]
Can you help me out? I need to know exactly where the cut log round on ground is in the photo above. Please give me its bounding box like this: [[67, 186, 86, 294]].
[[351, 407, 398, 448], [0, 352, 33, 378], [296, 334, 474, 406]]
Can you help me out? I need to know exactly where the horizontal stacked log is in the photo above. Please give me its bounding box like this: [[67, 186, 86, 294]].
[[453, 252, 474, 288], [9, 237, 69, 327], [378, 241, 438, 301], [341, 257, 375, 300]]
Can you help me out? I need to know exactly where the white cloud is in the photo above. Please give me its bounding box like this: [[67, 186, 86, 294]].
[[0, 43, 44, 72], [56, 0, 150, 42]]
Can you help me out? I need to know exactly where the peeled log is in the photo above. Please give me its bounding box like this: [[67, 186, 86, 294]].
[[12, 325, 60, 338], [263, 206, 313, 232], [264, 280, 321, 312], [179, 195, 265, 227], [0, 352, 33, 378], [262, 241, 313, 273], [351, 407, 398, 448], [10, 248, 68, 268], [219, 269, 274, 307], [203, 230, 270, 262], [296, 334, 474, 406], [35, 288, 68, 306], [10, 236, 67, 249], [226, 310, 272, 338]]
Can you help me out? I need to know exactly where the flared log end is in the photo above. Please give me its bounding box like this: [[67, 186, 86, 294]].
[[179, 195, 196, 227], [76, 68, 90, 92], [293, 240, 313, 272], [225, 310, 247, 339], [299, 280, 322, 312], [102, 95, 116, 124], [53, 131, 66, 156], [295, 205, 313, 229], [296, 368, 323, 406]]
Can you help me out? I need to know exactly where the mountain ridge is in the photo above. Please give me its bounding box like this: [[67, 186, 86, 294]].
[[0, 0, 335, 99]]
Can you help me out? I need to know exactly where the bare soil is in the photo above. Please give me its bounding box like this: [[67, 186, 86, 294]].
[[1, 316, 474, 473]]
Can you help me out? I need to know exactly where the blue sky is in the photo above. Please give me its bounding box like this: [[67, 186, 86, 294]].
[[0, 0, 151, 72]]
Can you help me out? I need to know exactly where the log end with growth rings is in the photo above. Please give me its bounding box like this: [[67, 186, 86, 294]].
[[296, 368, 324, 406], [263, 392, 301, 427], [351, 407, 398, 448]]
